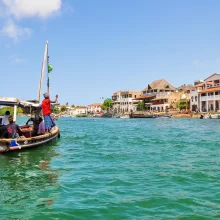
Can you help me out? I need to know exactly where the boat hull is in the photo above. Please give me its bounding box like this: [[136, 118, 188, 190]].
[[131, 115, 153, 118], [0, 126, 60, 153], [120, 115, 130, 119], [153, 115, 172, 118]]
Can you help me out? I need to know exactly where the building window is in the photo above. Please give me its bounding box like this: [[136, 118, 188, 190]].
[[191, 96, 194, 101], [195, 96, 197, 102]]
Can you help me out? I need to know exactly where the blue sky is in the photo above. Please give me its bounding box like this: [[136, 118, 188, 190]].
[[1, 0, 220, 105]]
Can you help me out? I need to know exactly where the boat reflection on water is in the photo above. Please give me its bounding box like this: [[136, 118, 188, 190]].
[[0, 144, 60, 216]]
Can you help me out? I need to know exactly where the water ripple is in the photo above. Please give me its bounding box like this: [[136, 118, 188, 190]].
[[0, 118, 220, 219]]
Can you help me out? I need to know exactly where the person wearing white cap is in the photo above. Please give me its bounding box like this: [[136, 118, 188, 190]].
[[41, 93, 58, 132]]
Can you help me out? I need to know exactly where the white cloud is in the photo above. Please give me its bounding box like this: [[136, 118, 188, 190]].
[[2, 0, 62, 19], [0, 20, 32, 41]]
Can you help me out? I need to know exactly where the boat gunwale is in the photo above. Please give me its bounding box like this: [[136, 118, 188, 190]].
[[0, 126, 59, 144]]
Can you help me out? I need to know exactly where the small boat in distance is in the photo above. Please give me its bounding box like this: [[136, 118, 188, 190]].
[[120, 113, 130, 119], [152, 115, 172, 119]]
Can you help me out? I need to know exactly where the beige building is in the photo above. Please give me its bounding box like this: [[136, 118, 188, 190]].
[[112, 90, 142, 113], [88, 103, 102, 113], [142, 79, 176, 95], [69, 106, 88, 116], [141, 79, 178, 111]]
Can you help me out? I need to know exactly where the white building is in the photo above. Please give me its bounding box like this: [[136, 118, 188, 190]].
[[199, 73, 220, 112], [87, 103, 102, 113], [69, 106, 88, 116], [189, 80, 204, 111], [112, 91, 142, 113], [190, 89, 199, 111]]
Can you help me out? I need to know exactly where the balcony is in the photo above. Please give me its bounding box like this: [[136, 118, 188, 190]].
[[143, 92, 170, 97], [143, 92, 156, 96], [120, 98, 133, 102], [200, 95, 220, 101], [152, 102, 168, 105], [206, 83, 220, 88], [156, 93, 169, 98]]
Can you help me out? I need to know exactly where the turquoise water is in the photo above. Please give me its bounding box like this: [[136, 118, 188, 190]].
[[0, 117, 220, 219]]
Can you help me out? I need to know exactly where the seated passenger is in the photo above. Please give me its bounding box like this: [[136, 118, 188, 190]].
[[1, 111, 10, 125], [37, 117, 45, 135], [0, 125, 7, 138], [4, 116, 23, 138]]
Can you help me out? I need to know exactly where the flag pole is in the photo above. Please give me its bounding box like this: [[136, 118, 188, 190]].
[[38, 41, 48, 102], [47, 42, 50, 96]]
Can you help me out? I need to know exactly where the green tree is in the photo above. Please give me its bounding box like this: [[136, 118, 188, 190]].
[[71, 104, 75, 108], [101, 99, 112, 111], [52, 106, 60, 114], [177, 99, 189, 110], [60, 105, 67, 112], [0, 107, 23, 116], [137, 101, 145, 111]]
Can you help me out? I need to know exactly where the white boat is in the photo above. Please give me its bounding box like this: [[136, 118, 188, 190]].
[[204, 114, 220, 119], [120, 113, 130, 119]]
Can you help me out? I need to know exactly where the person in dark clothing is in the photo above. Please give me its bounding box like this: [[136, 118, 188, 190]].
[[5, 116, 23, 138], [0, 126, 7, 138]]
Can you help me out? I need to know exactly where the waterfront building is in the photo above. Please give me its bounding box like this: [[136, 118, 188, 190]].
[[178, 84, 194, 94], [69, 106, 88, 116], [198, 73, 220, 112], [112, 90, 142, 113], [190, 81, 204, 111], [132, 94, 156, 111], [87, 103, 102, 113], [151, 92, 184, 112], [141, 79, 177, 111]]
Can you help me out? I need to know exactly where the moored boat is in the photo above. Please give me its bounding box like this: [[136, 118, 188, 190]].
[[0, 41, 61, 153], [203, 114, 220, 119], [153, 115, 172, 119], [120, 113, 130, 119], [120, 115, 130, 119], [0, 97, 60, 153]]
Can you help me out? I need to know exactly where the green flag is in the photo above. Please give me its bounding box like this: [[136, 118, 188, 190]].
[[48, 64, 53, 73]]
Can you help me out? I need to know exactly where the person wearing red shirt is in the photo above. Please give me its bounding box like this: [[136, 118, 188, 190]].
[[41, 93, 58, 132]]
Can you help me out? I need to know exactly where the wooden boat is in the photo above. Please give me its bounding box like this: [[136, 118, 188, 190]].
[[0, 41, 60, 153], [0, 97, 60, 153]]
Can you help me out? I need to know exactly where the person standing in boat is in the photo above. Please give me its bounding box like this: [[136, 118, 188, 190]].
[[41, 93, 58, 132]]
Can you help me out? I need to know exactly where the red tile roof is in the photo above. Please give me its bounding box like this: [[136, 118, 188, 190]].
[[88, 103, 102, 106], [152, 97, 168, 101], [75, 106, 87, 109], [198, 87, 220, 93]]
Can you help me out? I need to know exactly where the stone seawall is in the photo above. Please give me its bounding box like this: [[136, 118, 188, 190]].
[[132, 111, 217, 119]]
